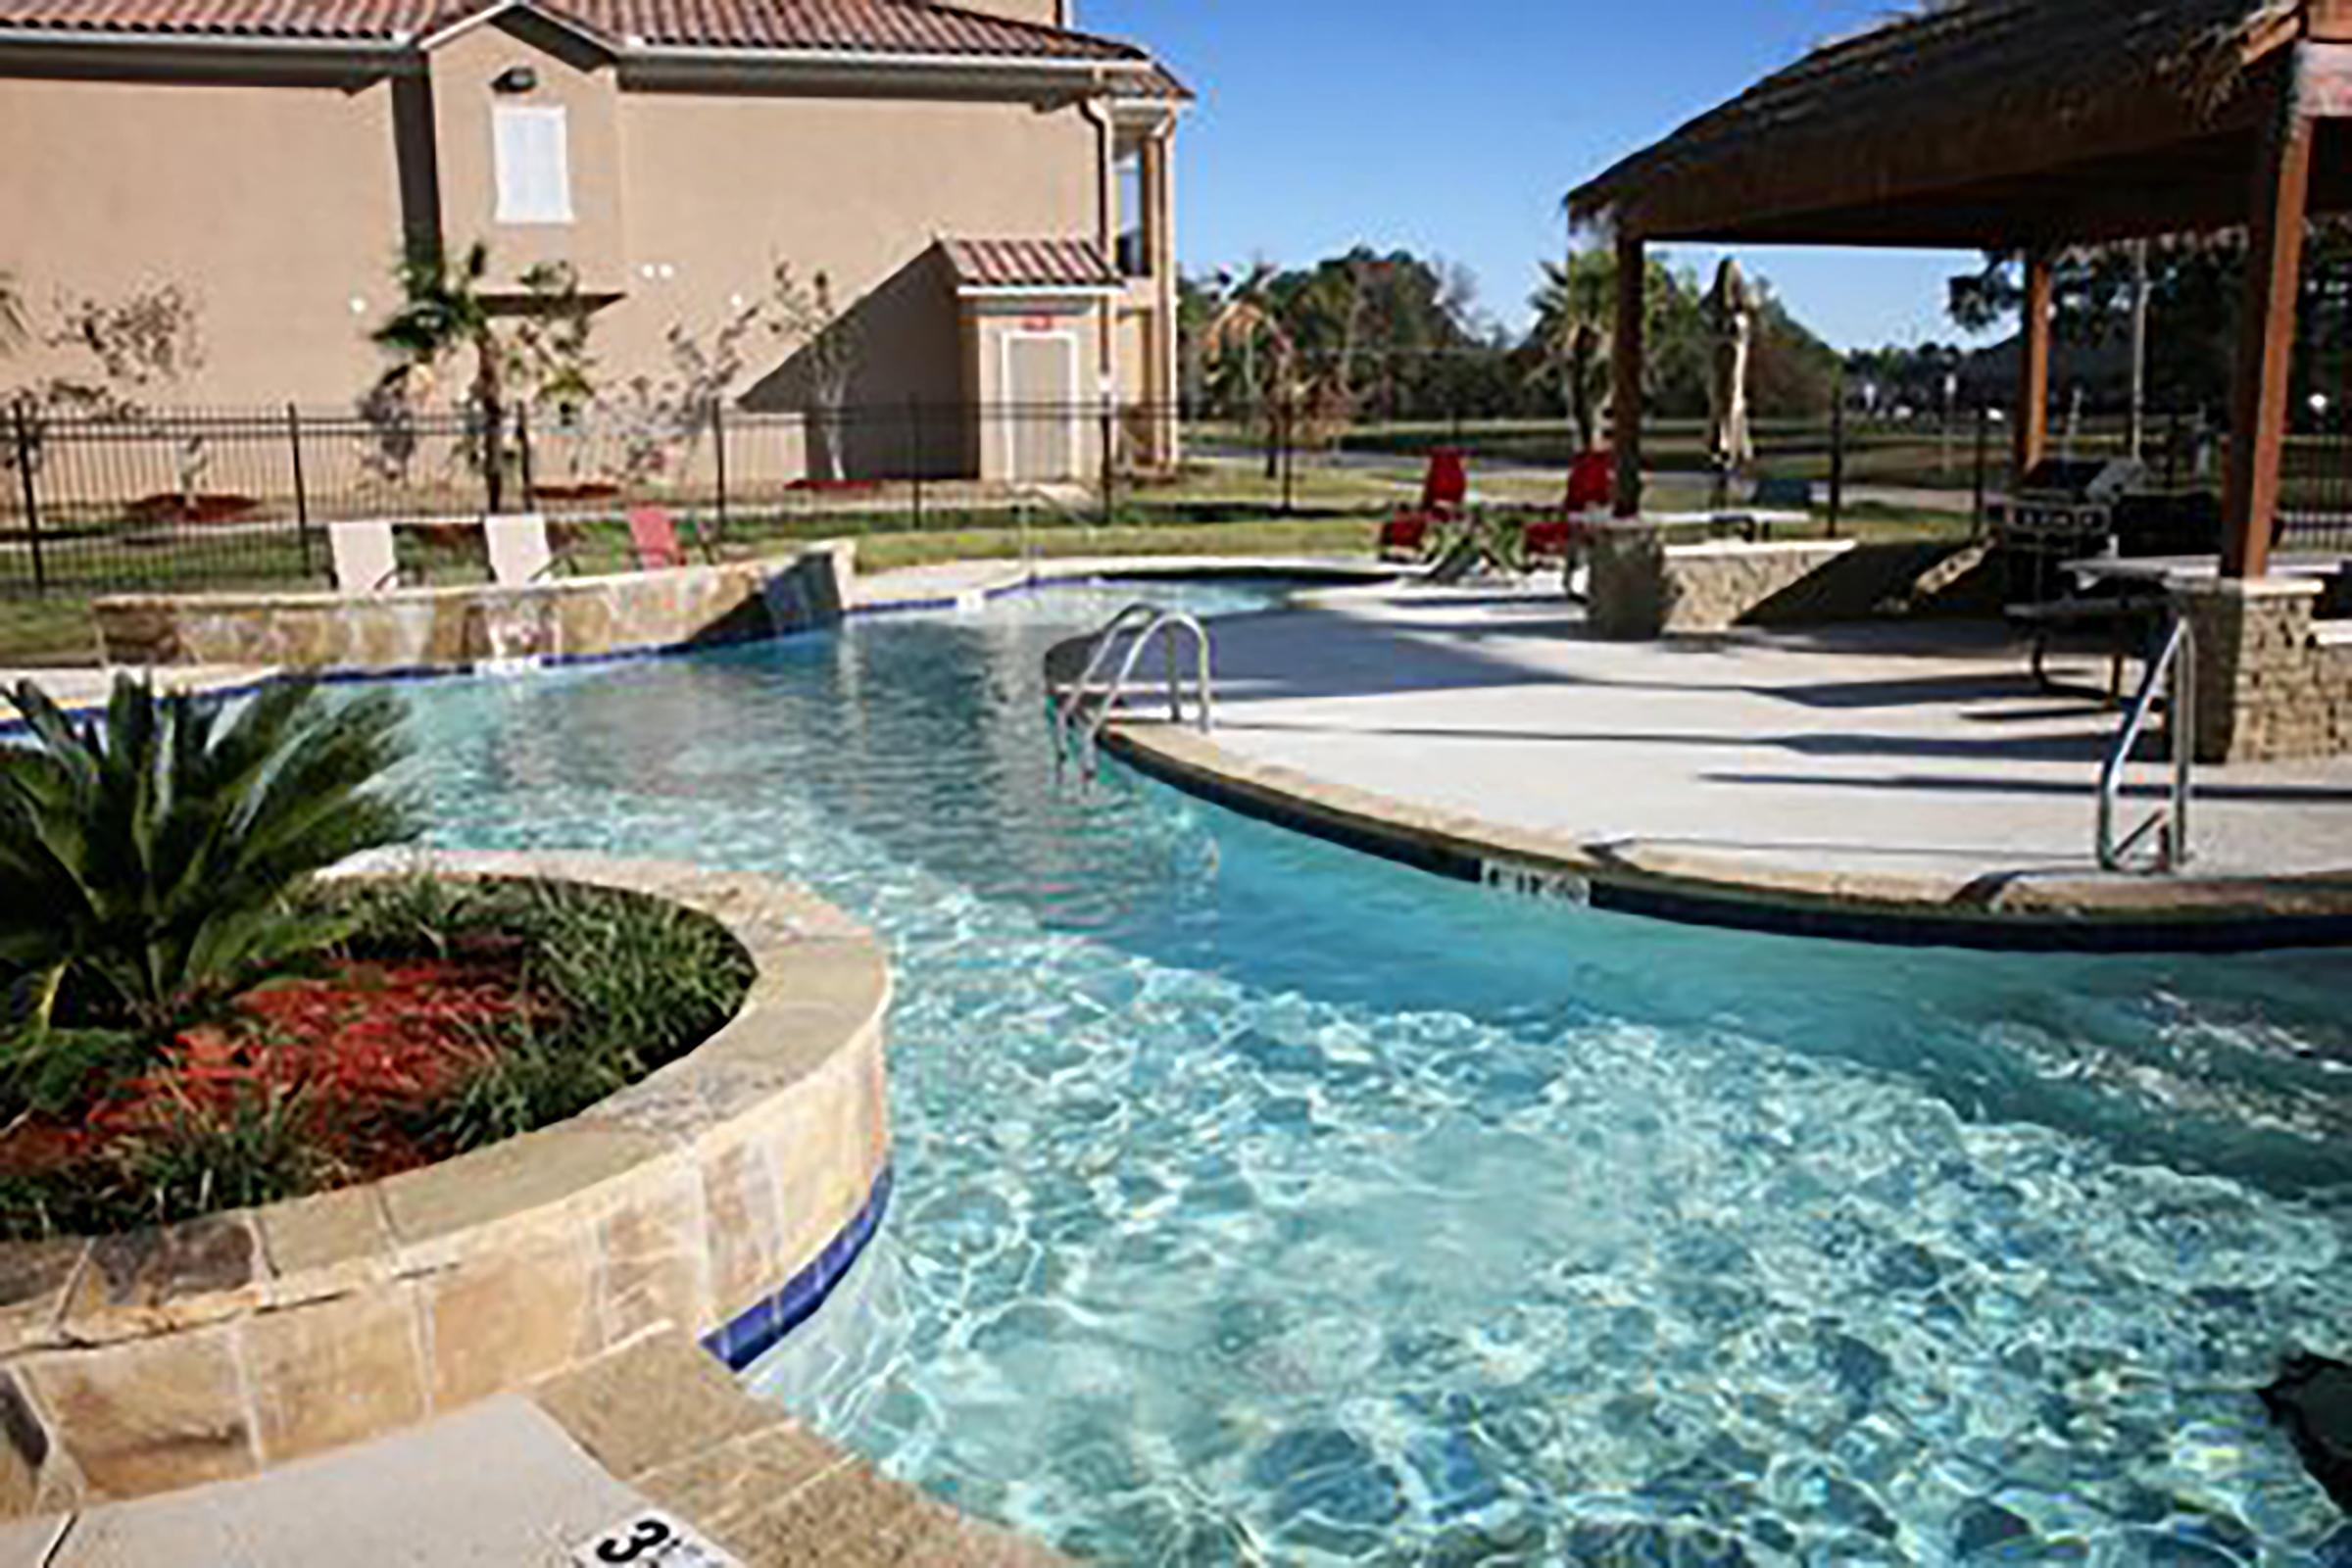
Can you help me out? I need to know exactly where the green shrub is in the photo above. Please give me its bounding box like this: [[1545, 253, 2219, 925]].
[[345, 876, 755, 1152], [0, 675, 416, 1048]]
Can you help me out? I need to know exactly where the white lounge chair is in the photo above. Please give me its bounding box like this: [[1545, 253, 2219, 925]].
[[484, 514, 562, 587], [328, 520, 402, 594]]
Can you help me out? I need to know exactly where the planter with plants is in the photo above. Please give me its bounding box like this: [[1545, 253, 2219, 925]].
[[0, 678, 752, 1242], [0, 676, 894, 1513]]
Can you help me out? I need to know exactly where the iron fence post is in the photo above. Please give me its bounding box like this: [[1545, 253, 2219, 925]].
[[1828, 380, 1846, 538], [12, 400, 44, 595], [1101, 393, 1117, 528], [711, 398, 728, 542], [287, 402, 317, 580], [1972, 405, 1990, 540], [907, 396, 923, 532]]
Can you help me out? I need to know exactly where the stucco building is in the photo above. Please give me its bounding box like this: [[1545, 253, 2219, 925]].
[[0, 0, 1187, 481]]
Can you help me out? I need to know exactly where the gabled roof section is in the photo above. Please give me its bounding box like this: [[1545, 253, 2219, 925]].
[[0, 0, 1185, 84], [941, 235, 1121, 291], [1568, 0, 2325, 247]]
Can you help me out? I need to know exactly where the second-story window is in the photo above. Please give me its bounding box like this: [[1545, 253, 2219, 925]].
[[1116, 152, 1148, 278], [494, 104, 572, 224]]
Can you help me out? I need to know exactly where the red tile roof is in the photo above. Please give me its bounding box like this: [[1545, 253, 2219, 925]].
[[941, 236, 1120, 290], [0, 0, 1179, 79]]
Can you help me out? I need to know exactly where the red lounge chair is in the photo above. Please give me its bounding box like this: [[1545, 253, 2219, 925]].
[[1523, 450, 1615, 560], [1381, 447, 1470, 561], [628, 506, 694, 571]]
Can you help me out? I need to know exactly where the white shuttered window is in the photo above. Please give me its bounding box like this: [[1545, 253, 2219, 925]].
[[493, 105, 572, 224]]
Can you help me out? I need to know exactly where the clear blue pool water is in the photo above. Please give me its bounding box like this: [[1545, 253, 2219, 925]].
[[402, 578, 2352, 1566]]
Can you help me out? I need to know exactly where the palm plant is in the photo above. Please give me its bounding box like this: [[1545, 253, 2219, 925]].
[[1531, 254, 1617, 453], [372, 242, 514, 510], [1200, 266, 1301, 476], [0, 677, 416, 1045]]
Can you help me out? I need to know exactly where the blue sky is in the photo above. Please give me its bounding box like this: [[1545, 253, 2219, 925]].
[[1082, 0, 1989, 352]]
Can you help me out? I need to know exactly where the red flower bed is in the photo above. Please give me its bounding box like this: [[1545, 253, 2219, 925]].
[[5, 957, 544, 1185]]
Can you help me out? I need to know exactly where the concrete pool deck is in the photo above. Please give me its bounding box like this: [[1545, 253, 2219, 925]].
[[1, 664, 276, 722], [1104, 584, 2352, 947], [0, 1332, 1060, 1568]]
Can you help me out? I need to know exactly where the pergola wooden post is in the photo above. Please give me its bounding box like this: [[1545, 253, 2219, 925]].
[[1612, 232, 1645, 518], [2014, 248, 2053, 483], [2222, 52, 2319, 579]]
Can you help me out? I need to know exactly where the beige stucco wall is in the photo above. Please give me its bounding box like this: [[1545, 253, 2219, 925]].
[[0, 67, 408, 407], [608, 89, 1100, 404], [955, 0, 1070, 25]]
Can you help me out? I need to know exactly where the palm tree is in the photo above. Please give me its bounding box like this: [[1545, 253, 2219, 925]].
[[1200, 266, 1298, 475], [372, 242, 514, 510], [0, 676, 415, 1045], [1530, 253, 1617, 453]]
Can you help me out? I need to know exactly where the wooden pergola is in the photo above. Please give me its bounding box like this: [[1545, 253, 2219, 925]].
[[1569, 0, 2352, 578]]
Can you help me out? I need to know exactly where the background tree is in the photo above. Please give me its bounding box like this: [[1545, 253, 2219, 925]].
[[608, 296, 763, 489], [764, 264, 863, 483], [1946, 226, 2352, 420]]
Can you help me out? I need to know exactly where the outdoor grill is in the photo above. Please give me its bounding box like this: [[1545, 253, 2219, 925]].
[[1994, 457, 2151, 602]]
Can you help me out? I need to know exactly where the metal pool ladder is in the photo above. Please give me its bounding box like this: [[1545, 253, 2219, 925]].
[[2098, 613, 2196, 874], [1047, 603, 1214, 779]]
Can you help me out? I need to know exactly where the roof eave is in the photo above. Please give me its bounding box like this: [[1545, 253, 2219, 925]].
[[0, 23, 414, 55]]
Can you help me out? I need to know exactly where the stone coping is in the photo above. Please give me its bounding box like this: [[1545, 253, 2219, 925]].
[[532, 1330, 1065, 1566], [87, 544, 856, 674], [1105, 723, 2352, 952], [1663, 537, 1858, 561], [0, 852, 893, 1515]]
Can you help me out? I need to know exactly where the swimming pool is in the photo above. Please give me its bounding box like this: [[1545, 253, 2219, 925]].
[[403, 578, 2352, 1565]]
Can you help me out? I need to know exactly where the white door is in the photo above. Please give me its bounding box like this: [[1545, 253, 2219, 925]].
[[1004, 331, 1078, 482]]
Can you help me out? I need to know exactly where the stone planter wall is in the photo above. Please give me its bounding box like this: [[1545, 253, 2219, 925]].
[[1589, 531, 1992, 640], [1592, 531, 1859, 637], [0, 853, 892, 1518], [2177, 576, 2352, 762], [90, 544, 856, 672]]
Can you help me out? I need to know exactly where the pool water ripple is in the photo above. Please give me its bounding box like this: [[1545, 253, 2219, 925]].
[[399, 582, 2352, 1566]]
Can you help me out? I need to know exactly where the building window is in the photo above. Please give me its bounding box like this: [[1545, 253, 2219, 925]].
[[1115, 151, 1148, 278], [493, 104, 572, 224]]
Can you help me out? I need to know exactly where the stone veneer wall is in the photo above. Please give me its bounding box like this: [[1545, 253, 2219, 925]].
[[1591, 529, 1859, 638], [0, 853, 892, 1518], [90, 544, 856, 672], [2176, 576, 2352, 763]]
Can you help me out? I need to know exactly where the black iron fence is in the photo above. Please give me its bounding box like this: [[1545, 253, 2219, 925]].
[[4, 395, 2347, 597]]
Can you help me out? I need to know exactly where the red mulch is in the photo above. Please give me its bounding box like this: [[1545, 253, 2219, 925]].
[[2, 957, 544, 1183]]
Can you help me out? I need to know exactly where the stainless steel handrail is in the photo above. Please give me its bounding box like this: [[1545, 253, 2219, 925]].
[[2097, 613, 2195, 874], [1049, 604, 1214, 778]]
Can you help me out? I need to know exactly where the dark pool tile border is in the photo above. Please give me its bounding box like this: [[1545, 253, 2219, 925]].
[[1102, 729, 2352, 956], [702, 1163, 894, 1374]]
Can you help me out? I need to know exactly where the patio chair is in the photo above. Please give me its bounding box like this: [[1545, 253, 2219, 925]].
[[1380, 447, 1469, 561], [485, 514, 564, 587], [1523, 449, 1615, 561], [627, 506, 709, 571], [328, 520, 403, 594]]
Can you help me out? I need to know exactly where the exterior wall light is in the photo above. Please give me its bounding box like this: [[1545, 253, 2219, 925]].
[[493, 65, 538, 94]]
